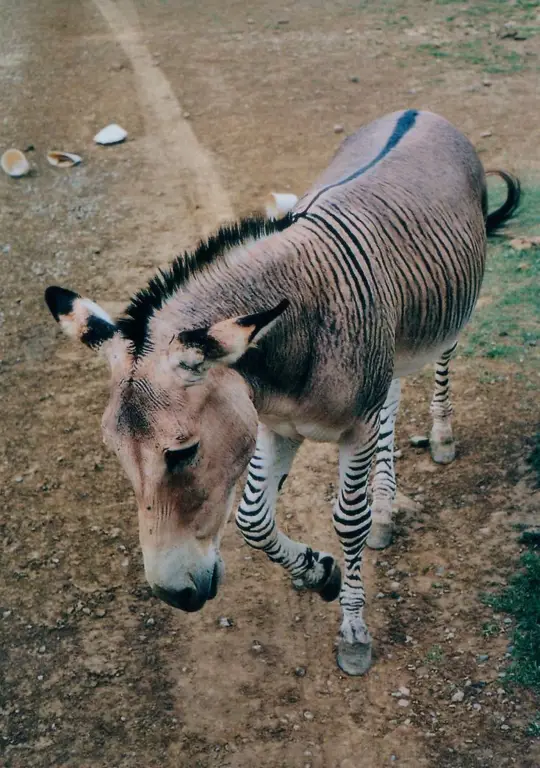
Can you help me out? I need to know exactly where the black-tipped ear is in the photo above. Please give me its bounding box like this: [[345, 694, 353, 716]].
[[45, 286, 80, 322], [44, 285, 117, 349], [236, 299, 290, 343], [176, 298, 290, 366]]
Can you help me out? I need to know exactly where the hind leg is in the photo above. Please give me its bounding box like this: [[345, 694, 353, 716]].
[[430, 342, 457, 464], [367, 378, 401, 550], [236, 424, 341, 601]]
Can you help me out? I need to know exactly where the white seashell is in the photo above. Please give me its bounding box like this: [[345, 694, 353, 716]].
[[47, 151, 82, 168], [93, 123, 128, 145], [1, 148, 30, 177], [264, 192, 298, 219]]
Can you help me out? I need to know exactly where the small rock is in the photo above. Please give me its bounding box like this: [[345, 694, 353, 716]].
[[480, 130, 493, 138], [397, 699, 409, 707], [349, 75, 359, 83], [333, 124, 345, 134], [451, 690, 465, 703], [294, 666, 307, 677], [95, 609, 106, 618], [390, 581, 401, 591], [277, 19, 289, 25], [82, 607, 91, 615], [399, 686, 410, 697], [2, 610, 12, 619], [14, 476, 23, 483], [482, 79, 492, 87], [435, 566, 445, 577], [501, 724, 510, 731], [409, 435, 429, 448], [252, 641, 262, 653], [477, 654, 489, 663], [303, 710, 314, 720], [473, 703, 481, 711], [394, 449, 403, 459], [38, 645, 46, 654], [218, 616, 233, 628], [145, 617, 155, 626]]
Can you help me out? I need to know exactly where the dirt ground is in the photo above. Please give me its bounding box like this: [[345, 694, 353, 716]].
[[1, 1, 539, 766]]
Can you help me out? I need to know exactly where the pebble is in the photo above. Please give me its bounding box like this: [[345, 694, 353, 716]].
[[473, 703, 481, 711], [303, 710, 314, 720], [501, 724, 510, 731], [399, 686, 410, 697], [477, 654, 489, 663], [397, 699, 409, 707], [145, 617, 155, 626], [480, 130, 493, 138], [38, 645, 46, 654], [409, 435, 430, 448], [251, 642, 262, 653], [333, 124, 345, 134], [349, 75, 359, 83], [95, 609, 106, 618], [451, 690, 465, 702], [394, 449, 403, 459], [295, 666, 307, 677], [14, 476, 23, 483], [390, 581, 401, 591], [218, 616, 233, 628], [3, 611, 12, 619]]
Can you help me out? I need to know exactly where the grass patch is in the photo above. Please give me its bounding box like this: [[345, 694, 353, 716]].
[[483, 551, 540, 692], [461, 183, 540, 362]]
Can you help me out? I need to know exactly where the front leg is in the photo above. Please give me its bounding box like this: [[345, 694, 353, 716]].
[[236, 424, 341, 600], [334, 417, 380, 675]]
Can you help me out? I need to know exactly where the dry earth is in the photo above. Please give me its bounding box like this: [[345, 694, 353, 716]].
[[1, 1, 539, 767]]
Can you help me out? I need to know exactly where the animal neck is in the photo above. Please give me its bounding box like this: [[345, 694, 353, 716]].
[[149, 221, 314, 408]]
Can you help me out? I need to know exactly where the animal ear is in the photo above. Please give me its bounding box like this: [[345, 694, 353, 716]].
[[44, 286, 117, 350], [177, 298, 290, 367]]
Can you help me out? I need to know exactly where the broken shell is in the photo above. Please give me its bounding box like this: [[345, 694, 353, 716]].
[[1, 148, 30, 177], [265, 192, 299, 219], [94, 123, 128, 145], [47, 151, 82, 168]]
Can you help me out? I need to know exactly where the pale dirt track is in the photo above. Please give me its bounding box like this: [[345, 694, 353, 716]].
[[0, 1, 539, 767]]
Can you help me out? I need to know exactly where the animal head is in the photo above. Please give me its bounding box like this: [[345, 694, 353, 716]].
[[44, 285, 289, 612]]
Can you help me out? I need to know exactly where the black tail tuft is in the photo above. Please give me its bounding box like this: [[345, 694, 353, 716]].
[[485, 170, 521, 236]]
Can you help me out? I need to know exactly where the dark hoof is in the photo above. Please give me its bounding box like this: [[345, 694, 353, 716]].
[[317, 556, 342, 602], [430, 436, 456, 465], [337, 638, 372, 675], [366, 522, 393, 550]]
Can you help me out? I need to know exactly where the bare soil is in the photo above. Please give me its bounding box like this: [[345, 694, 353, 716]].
[[1, 1, 539, 766]]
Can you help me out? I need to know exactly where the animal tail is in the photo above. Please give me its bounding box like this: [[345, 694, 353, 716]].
[[485, 169, 521, 236]]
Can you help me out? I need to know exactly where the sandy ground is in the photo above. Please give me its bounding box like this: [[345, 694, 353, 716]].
[[1, 1, 539, 766]]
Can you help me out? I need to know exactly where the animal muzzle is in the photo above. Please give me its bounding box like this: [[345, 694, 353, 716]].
[[143, 544, 223, 613], [152, 560, 221, 612]]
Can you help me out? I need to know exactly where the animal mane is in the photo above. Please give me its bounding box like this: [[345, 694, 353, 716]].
[[116, 212, 294, 356]]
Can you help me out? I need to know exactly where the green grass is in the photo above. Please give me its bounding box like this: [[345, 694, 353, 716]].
[[461, 183, 540, 362], [483, 551, 540, 692]]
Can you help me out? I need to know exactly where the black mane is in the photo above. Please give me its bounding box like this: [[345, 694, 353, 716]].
[[116, 212, 294, 356]]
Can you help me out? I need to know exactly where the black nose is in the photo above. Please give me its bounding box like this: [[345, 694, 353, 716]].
[[153, 585, 205, 612]]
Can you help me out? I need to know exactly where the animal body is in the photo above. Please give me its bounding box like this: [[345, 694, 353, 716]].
[[45, 110, 520, 674]]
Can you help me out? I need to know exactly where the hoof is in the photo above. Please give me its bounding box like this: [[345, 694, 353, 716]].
[[430, 438, 456, 465], [337, 638, 372, 676], [317, 556, 342, 602], [366, 522, 393, 550]]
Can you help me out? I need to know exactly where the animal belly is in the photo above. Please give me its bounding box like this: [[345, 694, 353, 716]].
[[261, 415, 345, 443], [394, 339, 457, 378]]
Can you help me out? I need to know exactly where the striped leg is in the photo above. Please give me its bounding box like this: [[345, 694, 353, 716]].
[[236, 424, 342, 600], [367, 378, 401, 550], [334, 417, 380, 675], [430, 342, 457, 465]]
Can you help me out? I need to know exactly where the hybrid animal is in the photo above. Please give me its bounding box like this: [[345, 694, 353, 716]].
[[45, 110, 519, 674]]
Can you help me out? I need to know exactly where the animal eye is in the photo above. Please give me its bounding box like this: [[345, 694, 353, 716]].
[[165, 443, 199, 473]]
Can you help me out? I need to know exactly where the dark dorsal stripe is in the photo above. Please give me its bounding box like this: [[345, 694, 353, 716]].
[[117, 213, 294, 357], [295, 110, 419, 217]]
